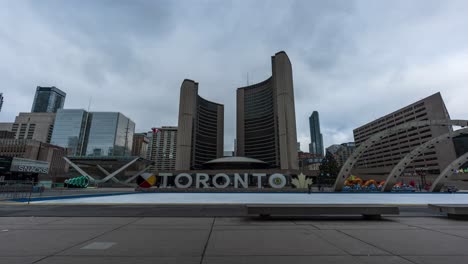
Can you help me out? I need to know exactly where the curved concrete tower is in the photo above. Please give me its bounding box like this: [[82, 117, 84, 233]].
[[175, 79, 224, 170], [236, 51, 298, 170]]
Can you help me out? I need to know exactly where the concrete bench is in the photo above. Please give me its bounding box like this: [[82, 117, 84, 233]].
[[429, 204, 468, 220], [246, 204, 399, 219]]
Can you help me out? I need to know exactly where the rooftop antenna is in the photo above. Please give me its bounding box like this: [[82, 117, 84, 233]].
[[247, 72, 249, 86]]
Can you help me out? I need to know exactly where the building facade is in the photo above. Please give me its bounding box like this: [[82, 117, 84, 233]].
[[50, 110, 135, 157], [0, 130, 15, 139], [326, 144, 342, 155], [148, 127, 177, 171], [132, 133, 149, 158], [298, 151, 322, 169], [85, 112, 135, 157], [0, 123, 13, 131], [309, 111, 324, 156], [0, 139, 68, 180], [50, 109, 90, 156], [11, 113, 56, 143], [175, 80, 224, 170], [236, 51, 298, 170], [31, 86, 66, 113], [353, 92, 457, 178], [0, 122, 14, 139], [334, 142, 356, 169]]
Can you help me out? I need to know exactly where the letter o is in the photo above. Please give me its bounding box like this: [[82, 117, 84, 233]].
[[174, 173, 193, 188], [269, 173, 286, 188], [213, 173, 230, 188]]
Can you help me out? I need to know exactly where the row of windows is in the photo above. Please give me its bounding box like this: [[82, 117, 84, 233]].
[[354, 106, 427, 137], [358, 152, 438, 165]]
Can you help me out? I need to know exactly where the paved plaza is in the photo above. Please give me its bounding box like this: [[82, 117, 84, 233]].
[[1, 213, 468, 264], [1, 192, 467, 263]]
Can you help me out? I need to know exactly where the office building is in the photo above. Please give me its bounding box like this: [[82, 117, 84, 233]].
[[148, 127, 177, 171], [85, 112, 135, 157], [353, 92, 457, 177], [0, 123, 13, 131], [236, 51, 298, 170], [233, 139, 237, 156], [326, 144, 342, 155], [334, 142, 356, 168], [309, 111, 324, 156], [0, 131, 15, 139], [0, 123, 14, 139], [0, 93, 3, 112], [50, 110, 135, 157], [298, 151, 322, 170], [0, 139, 68, 180], [31, 86, 66, 113], [176, 79, 224, 170], [11, 113, 56, 143], [50, 109, 90, 156], [132, 133, 149, 158]]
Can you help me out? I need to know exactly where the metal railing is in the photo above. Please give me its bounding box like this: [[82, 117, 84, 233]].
[[0, 180, 40, 203]]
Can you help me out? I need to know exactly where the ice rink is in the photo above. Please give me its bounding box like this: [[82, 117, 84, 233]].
[[31, 192, 468, 205]]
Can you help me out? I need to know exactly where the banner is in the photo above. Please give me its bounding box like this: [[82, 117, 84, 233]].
[[10, 158, 50, 174]]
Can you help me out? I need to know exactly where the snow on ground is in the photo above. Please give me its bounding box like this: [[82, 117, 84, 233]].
[[31, 193, 468, 205]]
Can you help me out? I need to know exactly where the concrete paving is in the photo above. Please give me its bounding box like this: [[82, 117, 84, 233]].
[[1, 215, 468, 264]]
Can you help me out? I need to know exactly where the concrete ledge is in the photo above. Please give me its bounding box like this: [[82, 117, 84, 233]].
[[246, 204, 399, 219], [429, 204, 468, 220]]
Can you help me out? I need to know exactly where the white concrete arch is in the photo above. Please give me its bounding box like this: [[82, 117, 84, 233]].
[[430, 152, 468, 192], [333, 119, 468, 191], [63, 157, 152, 186], [382, 128, 468, 192]]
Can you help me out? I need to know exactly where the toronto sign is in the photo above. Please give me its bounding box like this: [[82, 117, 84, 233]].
[[137, 172, 313, 189]]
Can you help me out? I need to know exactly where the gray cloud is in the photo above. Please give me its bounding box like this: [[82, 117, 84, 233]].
[[1, 0, 468, 152]]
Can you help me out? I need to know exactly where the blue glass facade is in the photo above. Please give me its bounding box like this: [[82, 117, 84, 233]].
[[50, 109, 89, 156], [31, 86, 66, 113]]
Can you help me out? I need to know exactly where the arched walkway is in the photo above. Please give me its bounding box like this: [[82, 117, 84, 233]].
[[382, 128, 468, 191], [430, 152, 468, 192], [333, 119, 468, 191]]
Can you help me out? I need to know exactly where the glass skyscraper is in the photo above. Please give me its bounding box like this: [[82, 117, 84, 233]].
[[0, 93, 3, 112], [31, 86, 66, 113], [309, 111, 324, 156], [50, 109, 89, 156], [86, 112, 135, 157], [50, 110, 135, 157]]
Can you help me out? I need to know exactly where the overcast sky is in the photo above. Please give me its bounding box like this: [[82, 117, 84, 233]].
[[1, 0, 468, 152]]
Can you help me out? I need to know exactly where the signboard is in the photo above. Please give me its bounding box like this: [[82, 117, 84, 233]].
[[157, 172, 288, 189], [10, 158, 49, 174]]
